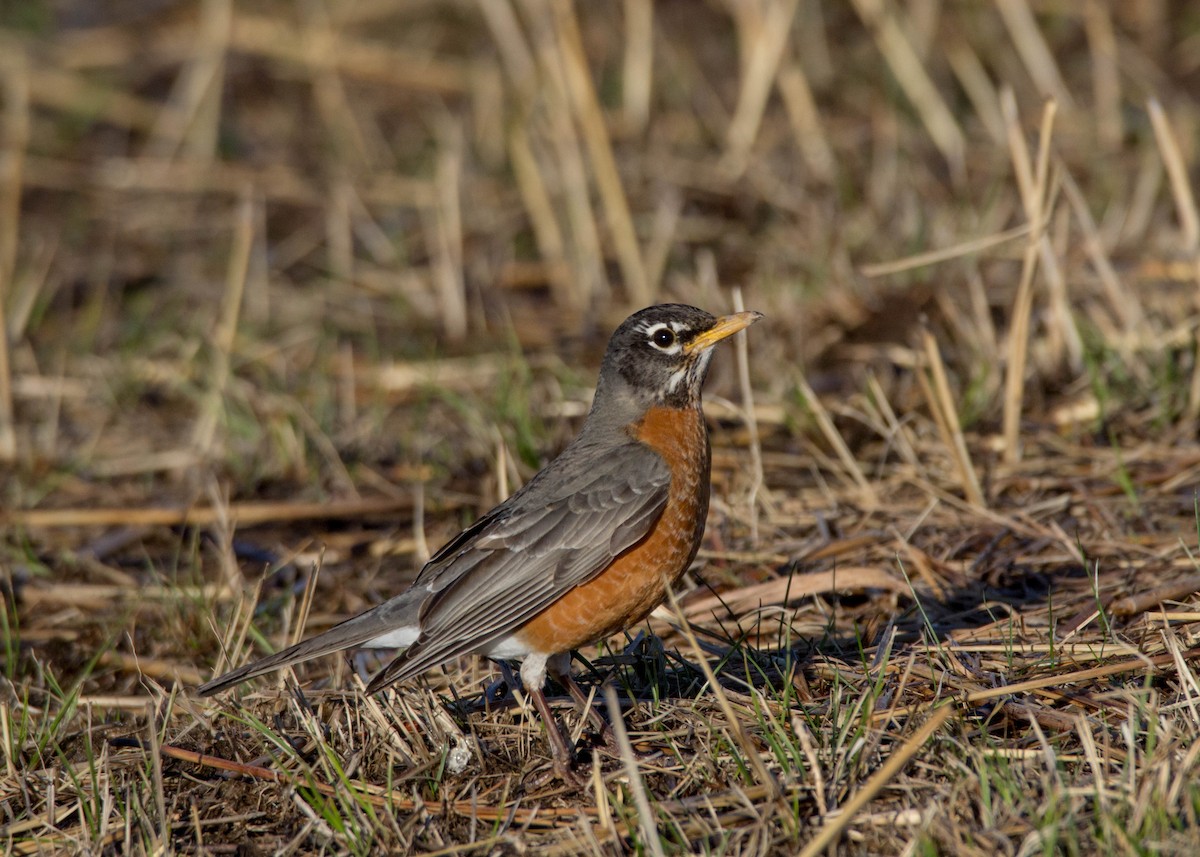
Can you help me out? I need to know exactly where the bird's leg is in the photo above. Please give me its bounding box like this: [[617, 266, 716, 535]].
[[520, 653, 583, 781], [527, 684, 578, 778], [547, 654, 613, 741], [550, 651, 665, 762]]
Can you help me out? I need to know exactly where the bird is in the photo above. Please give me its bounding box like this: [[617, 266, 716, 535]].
[[199, 303, 762, 775]]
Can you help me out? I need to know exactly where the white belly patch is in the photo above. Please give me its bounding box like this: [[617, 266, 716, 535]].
[[363, 626, 420, 649]]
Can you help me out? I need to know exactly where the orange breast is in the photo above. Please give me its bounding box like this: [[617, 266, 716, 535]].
[[515, 405, 710, 655]]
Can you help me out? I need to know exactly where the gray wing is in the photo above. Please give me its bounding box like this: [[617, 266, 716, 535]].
[[364, 438, 671, 691], [199, 437, 669, 696], [196, 586, 428, 696]]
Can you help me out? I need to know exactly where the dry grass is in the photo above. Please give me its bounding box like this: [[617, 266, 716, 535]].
[[3, 1, 1200, 853]]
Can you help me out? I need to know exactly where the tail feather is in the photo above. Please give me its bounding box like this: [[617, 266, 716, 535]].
[[197, 586, 427, 696]]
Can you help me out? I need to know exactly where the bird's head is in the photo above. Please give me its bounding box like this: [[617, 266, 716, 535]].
[[591, 304, 763, 416]]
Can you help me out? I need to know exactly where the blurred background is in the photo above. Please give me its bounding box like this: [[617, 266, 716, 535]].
[[1, 1, 1198, 493], [5, 2, 1200, 853]]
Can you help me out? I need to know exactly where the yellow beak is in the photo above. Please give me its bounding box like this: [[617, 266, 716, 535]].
[[684, 310, 764, 355]]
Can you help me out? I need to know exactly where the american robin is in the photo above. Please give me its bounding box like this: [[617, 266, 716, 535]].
[[199, 303, 762, 774]]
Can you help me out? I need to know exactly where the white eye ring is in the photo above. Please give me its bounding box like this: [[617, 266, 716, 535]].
[[646, 323, 681, 352]]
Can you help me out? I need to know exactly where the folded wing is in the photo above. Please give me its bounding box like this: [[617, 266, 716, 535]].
[[199, 436, 670, 696]]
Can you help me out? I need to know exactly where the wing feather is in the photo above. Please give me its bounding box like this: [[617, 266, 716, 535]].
[[365, 439, 670, 691], [204, 436, 672, 697]]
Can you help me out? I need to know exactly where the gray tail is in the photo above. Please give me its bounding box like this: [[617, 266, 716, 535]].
[[197, 586, 426, 696]]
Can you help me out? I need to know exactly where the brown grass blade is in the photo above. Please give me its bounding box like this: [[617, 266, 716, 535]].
[[994, 0, 1074, 108], [604, 685, 665, 857], [860, 223, 1031, 278], [724, 0, 801, 176], [776, 55, 836, 183], [1083, 0, 1122, 149], [681, 566, 907, 622], [1147, 98, 1200, 251], [0, 50, 28, 463], [622, 0, 654, 134], [6, 497, 416, 528], [191, 191, 254, 458], [553, 0, 649, 305], [1001, 97, 1057, 464], [666, 585, 780, 800], [921, 327, 984, 508], [799, 704, 953, 857], [849, 0, 965, 183], [795, 371, 878, 507]]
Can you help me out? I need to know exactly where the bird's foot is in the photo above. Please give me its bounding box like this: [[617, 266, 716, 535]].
[[525, 757, 589, 790], [524, 687, 592, 786]]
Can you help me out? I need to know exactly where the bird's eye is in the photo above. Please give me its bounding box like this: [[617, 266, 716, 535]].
[[651, 328, 676, 349]]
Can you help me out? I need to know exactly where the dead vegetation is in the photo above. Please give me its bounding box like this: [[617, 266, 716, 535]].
[[3, 0, 1200, 854]]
